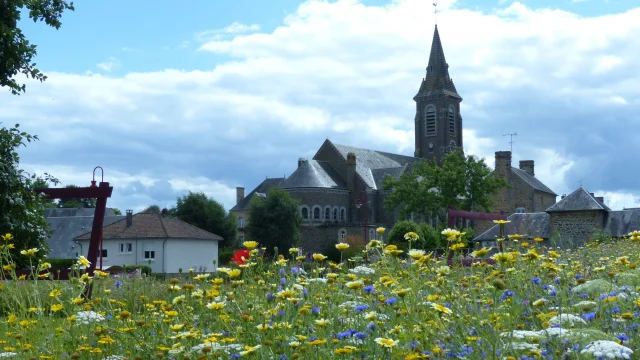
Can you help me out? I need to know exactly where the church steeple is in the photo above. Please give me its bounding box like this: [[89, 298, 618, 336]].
[[414, 25, 463, 162]]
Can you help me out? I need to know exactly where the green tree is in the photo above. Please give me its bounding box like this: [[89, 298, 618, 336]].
[[110, 208, 122, 215], [387, 220, 423, 250], [0, 123, 58, 267], [1, 0, 74, 94], [246, 187, 301, 254], [141, 205, 161, 214], [174, 192, 236, 247], [32, 177, 56, 208], [383, 148, 507, 226], [56, 184, 96, 208]]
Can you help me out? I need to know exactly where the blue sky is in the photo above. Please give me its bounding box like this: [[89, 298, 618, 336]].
[[3, 0, 640, 212]]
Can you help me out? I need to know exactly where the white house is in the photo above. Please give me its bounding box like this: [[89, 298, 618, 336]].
[[75, 210, 222, 274]]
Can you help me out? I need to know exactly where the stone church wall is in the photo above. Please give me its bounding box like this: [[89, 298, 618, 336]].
[[550, 211, 605, 248], [287, 189, 350, 224], [299, 226, 369, 254]]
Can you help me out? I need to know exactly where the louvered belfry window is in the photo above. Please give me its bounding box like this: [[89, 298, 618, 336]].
[[425, 105, 436, 136], [448, 106, 455, 136]]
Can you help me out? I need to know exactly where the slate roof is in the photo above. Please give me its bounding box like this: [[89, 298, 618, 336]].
[[329, 142, 419, 189], [414, 25, 461, 100], [281, 160, 348, 190], [604, 209, 640, 237], [511, 168, 557, 196], [230, 178, 286, 212], [372, 166, 409, 190], [46, 215, 125, 259], [546, 187, 611, 212], [75, 213, 223, 241], [45, 208, 118, 217], [474, 212, 551, 241]]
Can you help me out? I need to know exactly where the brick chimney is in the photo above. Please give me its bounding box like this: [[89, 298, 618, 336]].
[[495, 151, 512, 176], [236, 187, 245, 205], [346, 152, 356, 191], [297, 158, 307, 167], [126, 210, 133, 227], [519, 160, 534, 176], [595, 196, 604, 204]]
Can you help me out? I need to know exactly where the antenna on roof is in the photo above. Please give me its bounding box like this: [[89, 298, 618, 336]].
[[433, 3, 438, 25], [502, 133, 517, 153]]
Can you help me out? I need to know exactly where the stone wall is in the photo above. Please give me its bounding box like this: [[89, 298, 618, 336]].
[[550, 211, 605, 248]]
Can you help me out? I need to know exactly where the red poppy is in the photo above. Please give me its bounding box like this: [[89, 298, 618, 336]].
[[231, 249, 250, 265]]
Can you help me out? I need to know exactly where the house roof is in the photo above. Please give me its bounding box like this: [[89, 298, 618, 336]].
[[230, 177, 286, 212], [45, 208, 119, 217], [46, 215, 125, 259], [474, 212, 551, 241], [546, 187, 611, 212], [281, 160, 348, 190], [75, 213, 223, 241], [371, 166, 409, 190], [511, 168, 557, 196], [604, 209, 640, 237], [328, 142, 418, 189]]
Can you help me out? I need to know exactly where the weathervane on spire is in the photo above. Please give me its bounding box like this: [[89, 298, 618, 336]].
[[433, 2, 438, 25]]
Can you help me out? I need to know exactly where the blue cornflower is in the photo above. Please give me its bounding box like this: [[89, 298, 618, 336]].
[[312, 306, 320, 315], [531, 277, 542, 285], [364, 285, 374, 293], [355, 304, 369, 312], [583, 312, 596, 321], [385, 297, 397, 305]]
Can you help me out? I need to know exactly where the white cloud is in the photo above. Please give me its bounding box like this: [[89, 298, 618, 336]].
[[96, 57, 118, 72], [3, 0, 640, 212]]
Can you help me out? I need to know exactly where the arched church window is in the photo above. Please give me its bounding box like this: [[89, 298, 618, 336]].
[[313, 207, 321, 219], [333, 207, 338, 221], [339, 229, 347, 241], [301, 207, 309, 220], [340, 208, 346, 221], [324, 207, 331, 220], [448, 105, 455, 136], [425, 105, 436, 137]]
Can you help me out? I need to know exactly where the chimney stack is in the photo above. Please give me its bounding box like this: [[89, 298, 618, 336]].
[[346, 152, 357, 191], [519, 160, 535, 176], [161, 208, 168, 217], [126, 210, 133, 227], [595, 196, 604, 204], [495, 151, 512, 176], [297, 158, 306, 167], [236, 187, 245, 205]]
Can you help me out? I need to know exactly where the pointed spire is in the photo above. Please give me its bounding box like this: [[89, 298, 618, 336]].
[[427, 25, 448, 76], [414, 25, 461, 101]]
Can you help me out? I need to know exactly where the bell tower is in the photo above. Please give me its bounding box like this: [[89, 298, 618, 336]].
[[414, 25, 463, 162]]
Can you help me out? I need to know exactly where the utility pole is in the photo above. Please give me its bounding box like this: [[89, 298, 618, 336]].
[[502, 133, 517, 153]]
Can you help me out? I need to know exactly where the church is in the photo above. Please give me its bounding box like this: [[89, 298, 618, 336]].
[[230, 25, 557, 253]]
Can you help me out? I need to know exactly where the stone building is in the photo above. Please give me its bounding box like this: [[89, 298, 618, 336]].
[[474, 151, 557, 234], [476, 187, 640, 248]]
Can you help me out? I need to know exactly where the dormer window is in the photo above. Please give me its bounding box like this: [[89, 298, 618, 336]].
[[425, 105, 436, 137]]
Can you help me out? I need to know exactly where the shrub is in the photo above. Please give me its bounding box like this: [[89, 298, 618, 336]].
[[387, 220, 423, 250], [122, 264, 152, 276], [47, 258, 75, 269], [417, 223, 443, 249], [218, 247, 235, 266]]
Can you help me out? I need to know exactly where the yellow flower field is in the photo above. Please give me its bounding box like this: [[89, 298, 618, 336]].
[[1, 231, 640, 359]]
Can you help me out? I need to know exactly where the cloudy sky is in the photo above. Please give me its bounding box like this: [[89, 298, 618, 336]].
[[2, 0, 639, 212]]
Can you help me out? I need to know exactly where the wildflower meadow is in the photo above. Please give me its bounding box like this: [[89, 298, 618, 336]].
[[2, 228, 640, 359]]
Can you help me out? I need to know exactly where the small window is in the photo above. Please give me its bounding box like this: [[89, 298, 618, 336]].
[[333, 208, 338, 220], [324, 207, 330, 220], [340, 208, 346, 221], [301, 208, 309, 219], [425, 105, 436, 137], [369, 229, 376, 241], [119, 243, 133, 253], [515, 207, 526, 214], [238, 217, 244, 228], [313, 207, 320, 219], [448, 106, 455, 136], [144, 250, 155, 259], [339, 229, 347, 240], [97, 249, 107, 258]]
